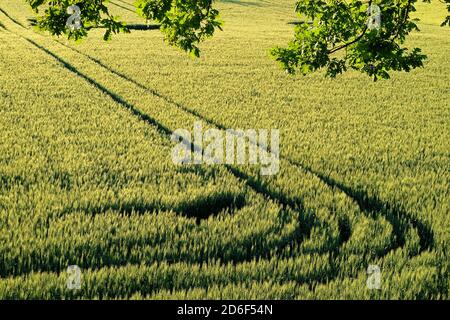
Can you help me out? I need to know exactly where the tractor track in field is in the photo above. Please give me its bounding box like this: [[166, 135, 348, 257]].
[[110, 0, 137, 14], [1, 35, 319, 277], [0, 11, 322, 280], [0, 7, 25, 28], [50, 34, 434, 256], [0, 3, 432, 254], [0, 5, 435, 290], [52, 32, 434, 255]]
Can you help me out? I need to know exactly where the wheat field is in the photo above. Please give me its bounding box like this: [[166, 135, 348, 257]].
[[0, 0, 448, 299]]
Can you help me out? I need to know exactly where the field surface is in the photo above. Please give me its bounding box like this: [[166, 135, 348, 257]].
[[0, 0, 449, 299]]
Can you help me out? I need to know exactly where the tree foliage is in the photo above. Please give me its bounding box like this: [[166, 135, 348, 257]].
[[26, 0, 222, 56], [271, 0, 450, 80], [25, 0, 449, 78], [26, 0, 130, 41], [135, 0, 222, 57]]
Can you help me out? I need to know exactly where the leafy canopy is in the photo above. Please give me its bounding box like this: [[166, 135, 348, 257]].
[[26, 0, 222, 57], [26, 0, 449, 79], [271, 0, 450, 80]]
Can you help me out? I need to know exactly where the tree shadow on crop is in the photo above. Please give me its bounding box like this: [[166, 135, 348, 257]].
[[127, 24, 160, 31], [288, 21, 313, 25]]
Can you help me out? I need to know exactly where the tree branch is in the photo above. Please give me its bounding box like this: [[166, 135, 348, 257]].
[[327, 0, 373, 54]]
